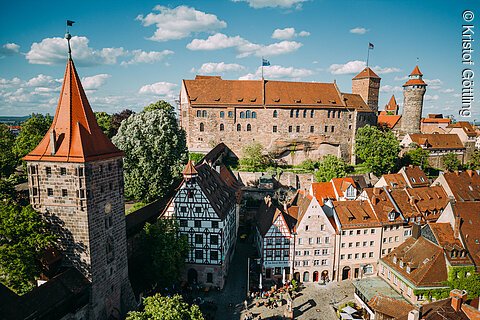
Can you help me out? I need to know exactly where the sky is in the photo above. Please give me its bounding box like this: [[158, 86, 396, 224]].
[[0, 0, 477, 120]]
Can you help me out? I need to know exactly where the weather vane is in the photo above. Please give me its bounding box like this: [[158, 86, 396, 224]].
[[65, 20, 75, 59]]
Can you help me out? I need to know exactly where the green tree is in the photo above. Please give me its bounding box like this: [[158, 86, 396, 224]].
[[112, 101, 187, 202], [402, 146, 430, 168], [315, 155, 349, 182], [0, 202, 56, 294], [355, 125, 400, 176], [189, 152, 205, 164], [466, 150, 480, 170], [94, 111, 112, 138], [111, 109, 135, 138], [14, 113, 52, 159], [442, 152, 461, 171], [239, 142, 271, 171], [143, 100, 174, 113], [0, 124, 17, 178], [140, 219, 189, 289], [0, 178, 16, 202], [126, 294, 204, 320]]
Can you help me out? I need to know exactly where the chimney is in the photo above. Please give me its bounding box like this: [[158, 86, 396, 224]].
[[408, 310, 420, 320], [50, 129, 56, 155], [450, 289, 467, 312], [454, 215, 461, 239], [412, 223, 421, 239]]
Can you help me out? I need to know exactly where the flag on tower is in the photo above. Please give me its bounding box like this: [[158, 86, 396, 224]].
[[368, 42, 374, 49], [262, 58, 270, 66], [67, 20, 75, 26]]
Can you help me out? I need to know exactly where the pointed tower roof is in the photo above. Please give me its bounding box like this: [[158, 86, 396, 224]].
[[410, 65, 423, 76], [182, 160, 198, 176], [385, 95, 398, 112], [403, 65, 427, 87], [352, 67, 380, 80], [23, 58, 124, 163]]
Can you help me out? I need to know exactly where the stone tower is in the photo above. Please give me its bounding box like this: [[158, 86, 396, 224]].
[[24, 38, 135, 319], [400, 66, 427, 134], [352, 67, 381, 114]]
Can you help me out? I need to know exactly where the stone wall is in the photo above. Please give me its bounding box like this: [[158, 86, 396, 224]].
[[401, 86, 426, 134], [352, 77, 380, 114], [235, 171, 315, 191]]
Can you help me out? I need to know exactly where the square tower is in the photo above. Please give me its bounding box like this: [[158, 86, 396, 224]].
[[352, 67, 381, 114], [24, 57, 135, 319]]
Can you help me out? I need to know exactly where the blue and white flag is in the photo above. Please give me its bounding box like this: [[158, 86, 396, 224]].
[[262, 58, 270, 66], [368, 43, 374, 49]]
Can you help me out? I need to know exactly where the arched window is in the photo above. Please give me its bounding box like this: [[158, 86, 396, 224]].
[[220, 124, 224, 131], [338, 110, 341, 118], [247, 124, 251, 131], [303, 109, 307, 118], [246, 110, 251, 118], [273, 110, 278, 118], [303, 271, 309, 282], [220, 111, 225, 118], [240, 112, 245, 119], [200, 123, 204, 132], [252, 111, 257, 118], [196, 110, 201, 117], [237, 124, 241, 131], [290, 109, 294, 118], [202, 110, 207, 117], [295, 109, 299, 118], [310, 110, 314, 118]]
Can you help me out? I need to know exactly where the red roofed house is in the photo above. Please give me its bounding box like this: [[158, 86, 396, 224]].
[[23, 39, 135, 318], [421, 114, 452, 134], [433, 170, 480, 202], [447, 121, 477, 162]]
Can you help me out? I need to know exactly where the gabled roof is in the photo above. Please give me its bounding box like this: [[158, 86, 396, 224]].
[[389, 189, 423, 221], [311, 181, 336, 206], [353, 67, 380, 80], [378, 114, 401, 129], [333, 200, 381, 229], [421, 298, 470, 320], [363, 188, 403, 224], [381, 236, 448, 288], [342, 93, 373, 112], [24, 58, 123, 163], [428, 223, 472, 266], [380, 173, 407, 189], [448, 121, 477, 137], [289, 189, 313, 225], [408, 133, 464, 150], [368, 294, 412, 319], [401, 166, 429, 188], [441, 170, 480, 201], [452, 202, 480, 269], [385, 95, 398, 112], [332, 177, 356, 196], [405, 186, 449, 222]]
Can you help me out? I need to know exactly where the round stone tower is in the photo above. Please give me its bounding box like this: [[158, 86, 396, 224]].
[[401, 66, 427, 134]]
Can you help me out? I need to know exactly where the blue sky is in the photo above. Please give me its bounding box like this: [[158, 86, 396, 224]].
[[0, 0, 477, 119]]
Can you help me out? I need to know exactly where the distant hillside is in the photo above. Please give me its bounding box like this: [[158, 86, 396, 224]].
[[0, 116, 31, 125]]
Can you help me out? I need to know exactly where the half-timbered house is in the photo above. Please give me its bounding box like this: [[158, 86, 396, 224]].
[[163, 160, 239, 289]]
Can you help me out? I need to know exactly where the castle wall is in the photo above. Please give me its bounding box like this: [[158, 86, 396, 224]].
[[352, 78, 381, 114], [401, 86, 426, 134]]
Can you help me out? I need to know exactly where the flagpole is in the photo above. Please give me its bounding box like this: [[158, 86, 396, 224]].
[[366, 44, 370, 67], [261, 56, 264, 80]]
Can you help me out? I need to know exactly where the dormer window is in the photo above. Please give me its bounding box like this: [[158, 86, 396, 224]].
[[411, 177, 416, 183], [393, 256, 397, 264], [406, 266, 411, 274], [400, 261, 404, 268]]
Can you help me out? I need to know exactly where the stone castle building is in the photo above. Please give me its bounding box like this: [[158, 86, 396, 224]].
[[400, 66, 427, 134], [180, 67, 380, 165], [23, 44, 135, 318]]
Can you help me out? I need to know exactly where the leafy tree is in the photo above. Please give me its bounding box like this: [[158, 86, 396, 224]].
[[315, 155, 349, 182], [140, 219, 189, 289], [0, 124, 17, 178], [355, 125, 400, 176], [14, 113, 52, 159], [466, 150, 480, 170], [189, 152, 205, 164], [94, 111, 112, 138], [111, 109, 135, 138], [143, 100, 174, 113], [442, 152, 461, 171], [299, 159, 318, 171], [112, 101, 187, 202], [0, 178, 16, 202], [239, 142, 271, 171], [402, 146, 430, 168], [0, 203, 56, 294], [126, 294, 204, 320]]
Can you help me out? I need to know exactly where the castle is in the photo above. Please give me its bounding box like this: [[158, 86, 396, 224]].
[[179, 67, 381, 165], [22, 35, 135, 319]]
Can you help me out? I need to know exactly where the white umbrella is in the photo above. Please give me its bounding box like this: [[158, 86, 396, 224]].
[[340, 312, 354, 320], [342, 306, 357, 315]]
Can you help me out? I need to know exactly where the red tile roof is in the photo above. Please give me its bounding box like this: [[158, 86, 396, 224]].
[[352, 67, 380, 79], [404, 186, 449, 221], [441, 171, 480, 201], [408, 133, 465, 150], [24, 58, 123, 163], [401, 166, 429, 187], [452, 202, 480, 269], [448, 121, 477, 137], [428, 223, 472, 266], [421, 118, 452, 124], [182, 160, 198, 176], [381, 173, 408, 189], [385, 95, 398, 112], [342, 93, 372, 112], [331, 177, 356, 196], [403, 78, 427, 86], [363, 187, 403, 224], [311, 181, 336, 206], [368, 295, 412, 319], [410, 65, 423, 76], [378, 114, 401, 129], [333, 200, 381, 229]]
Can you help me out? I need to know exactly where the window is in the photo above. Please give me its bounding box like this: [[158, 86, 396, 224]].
[[267, 238, 273, 245], [331, 126, 335, 132], [207, 272, 213, 283], [273, 110, 278, 118], [187, 190, 194, 198], [47, 188, 53, 196], [180, 220, 187, 227], [30, 166, 36, 174], [240, 112, 245, 118], [284, 250, 289, 257], [32, 187, 38, 196], [195, 234, 203, 244], [363, 241, 367, 247], [298, 238, 303, 245], [247, 124, 252, 131], [62, 189, 68, 197], [305, 225, 309, 231], [199, 123, 204, 132], [355, 253, 359, 259], [295, 110, 299, 118], [371, 229, 376, 234], [78, 167, 84, 176], [314, 250, 320, 255], [308, 238, 313, 245], [322, 249, 328, 255], [316, 237, 322, 244], [195, 250, 203, 260], [46, 167, 52, 175], [341, 254, 345, 260], [341, 243, 345, 248], [273, 126, 277, 133], [314, 260, 320, 266], [246, 110, 251, 118], [304, 250, 309, 256], [237, 124, 241, 131], [303, 110, 307, 118], [303, 260, 309, 266], [327, 110, 331, 118], [342, 231, 346, 236], [220, 111, 225, 118], [348, 242, 353, 248], [212, 221, 219, 228], [325, 125, 328, 132], [210, 250, 218, 260], [210, 234, 218, 245], [60, 167, 66, 175], [296, 126, 300, 133], [284, 239, 290, 245], [194, 220, 201, 228], [310, 126, 314, 133], [369, 252, 374, 258], [266, 250, 273, 257], [356, 242, 360, 247], [357, 230, 361, 235], [349, 230, 354, 236], [325, 236, 330, 244], [338, 110, 341, 118], [370, 241, 374, 246], [196, 110, 201, 117], [310, 110, 314, 118], [202, 110, 207, 117], [321, 259, 327, 266], [228, 111, 233, 118], [348, 254, 352, 259], [288, 126, 293, 133], [195, 207, 202, 213], [320, 224, 325, 231], [290, 109, 294, 118], [362, 253, 366, 258], [220, 124, 224, 131], [252, 111, 257, 118]]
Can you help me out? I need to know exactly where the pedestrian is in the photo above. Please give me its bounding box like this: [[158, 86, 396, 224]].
[[244, 299, 248, 310]]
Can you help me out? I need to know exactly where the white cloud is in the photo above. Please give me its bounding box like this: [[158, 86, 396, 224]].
[[328, 60, 400, 75], [239, 65, 313, 80], [0, 43, 20, 58], [271, 27, 310, 40], [121, 49, 174, 66], [26, 36, 127, 66], [26, 74, 59, 87], [232, 0, 307, 9], [138, 81, 178, 97], [81, 74, 111, 90], [349, 27, 368, 35], [394, 75, 408, 81], [440, 88, 454, 93], [425, 94, 439, 101], [380, 85, 403, 93], [187, 33, 247, 50], [136, 5, 226, 42], [424, 78, 443, 90], [194, 62, 245, 74]]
